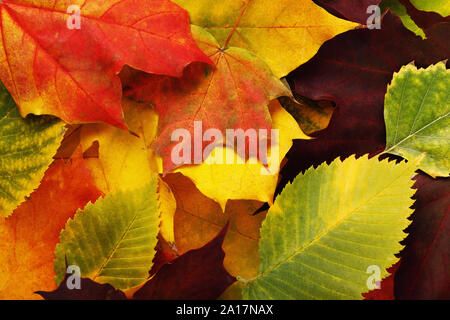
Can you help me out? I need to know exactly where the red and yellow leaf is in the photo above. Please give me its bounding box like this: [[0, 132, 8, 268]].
[[0, 0, 212, 128], [124, 25, 290, 172]]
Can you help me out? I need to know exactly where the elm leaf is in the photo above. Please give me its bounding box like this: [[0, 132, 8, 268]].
[[54, 177, 160, 290], [242, 155, 417, 299], [0, 82, 64, 217]]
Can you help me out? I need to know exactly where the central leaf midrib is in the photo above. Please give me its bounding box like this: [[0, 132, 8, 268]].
[[92, 211, 139, 281], [386, 111, 449, 153]]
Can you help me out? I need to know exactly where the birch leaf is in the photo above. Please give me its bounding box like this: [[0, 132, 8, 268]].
[[384, 62, 449, 177]]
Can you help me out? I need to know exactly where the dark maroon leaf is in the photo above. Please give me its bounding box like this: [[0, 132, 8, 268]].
[[36, 275, 126, 300], [394, 174, 450, 300], [279, 12, 448, 195], [313, 0, 382, 24], [399, 0, 449, 30], [133, 225, 236, 300], [149, 235, 179, 277], [425, 22, 450, 56], [406, 1, 450, 59]]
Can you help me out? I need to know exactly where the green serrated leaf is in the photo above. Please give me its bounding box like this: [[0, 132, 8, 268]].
[[54, 177, 160, 290], [242, 155, 416, 300], [384, 62, 449, 177], [0, 82, 64, 217], [381, 0, 450, 38]]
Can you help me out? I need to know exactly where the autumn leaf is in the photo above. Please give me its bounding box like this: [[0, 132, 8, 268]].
[[125, 25, 291, 172], [54, 178, 160, 290], [36, 275, 126, 300], [384, 62, 449, 177], [0, 149, 102, 299], [164, 173, 266, 280], [174, 0, 358, 78], [219, 281, 245, 300], [78, 98, 176, 243], [242, 155, 417, 300], [0, 81, 65, 217], [175, 100, 308, 210], [53, 125, 83, 160], [278, 94, 334, 135], [280, 12, 448, 192], [0, 0, 212, 128], [149, 234, 179, 277], [394, 174, 450, 299], [363, 262, 399, 300], [0, 0, 447, 302], [79, 99, 160, 193], [314, 0, 382, 24], [134, 225, 236, 300]]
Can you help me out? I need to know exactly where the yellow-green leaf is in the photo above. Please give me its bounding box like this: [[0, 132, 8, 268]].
[[0, 82, 64, 217], [54, 178, 160, 290], [79, 99, 176, 243], [242, 155, 417, 299], [384, 62, 449, 177]]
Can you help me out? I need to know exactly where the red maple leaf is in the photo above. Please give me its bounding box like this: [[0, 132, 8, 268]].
[[0, 0, 212, 128]]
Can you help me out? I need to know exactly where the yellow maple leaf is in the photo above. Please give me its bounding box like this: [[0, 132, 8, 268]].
[[174, 0, 358, 77], [175, 100, 309, 210]]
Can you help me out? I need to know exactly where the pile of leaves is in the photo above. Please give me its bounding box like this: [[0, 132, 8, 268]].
[[0, 0, 448, 300]]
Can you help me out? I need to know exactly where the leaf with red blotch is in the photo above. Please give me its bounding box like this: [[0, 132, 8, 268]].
[[280, 12, 448, 192], [313, 0, 381, 24], [133, 225, 236, 300], [0, 0, 212, 128], [36, 275, 126, 300], [148, 234, 179, 277], [53, 125, 82, 160], [394, 174, 450, 300], [123, 25, 290, 172], [0, 148, 102, 299]]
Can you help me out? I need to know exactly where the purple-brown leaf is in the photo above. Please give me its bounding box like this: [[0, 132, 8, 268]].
[[133, 225, 236, 300]]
